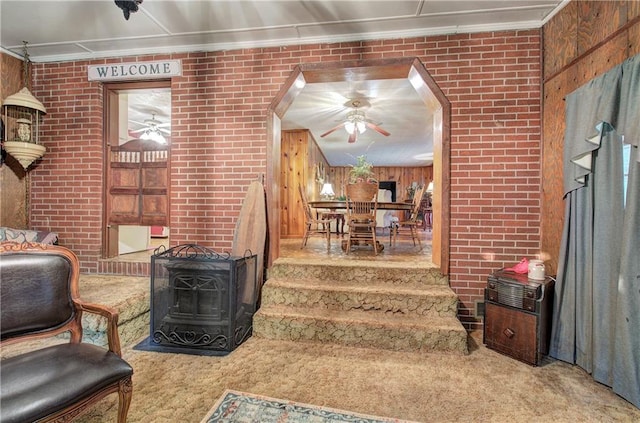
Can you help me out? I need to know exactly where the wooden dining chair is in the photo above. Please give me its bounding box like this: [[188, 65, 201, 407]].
[[345, 182, 379, 255], [392, 184, 426, 248], [298, 184, 332, 249]]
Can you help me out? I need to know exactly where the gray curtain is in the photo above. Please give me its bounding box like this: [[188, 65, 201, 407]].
[[550, 55, 640, 409]]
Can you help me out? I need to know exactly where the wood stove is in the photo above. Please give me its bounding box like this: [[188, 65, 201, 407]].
[[137, 244, 257, 355]]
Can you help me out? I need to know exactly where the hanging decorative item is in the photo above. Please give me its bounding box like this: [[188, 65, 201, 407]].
[[314, 162, 326, 185], [2, 41, 47, 171], [114, 0, 143, 20]]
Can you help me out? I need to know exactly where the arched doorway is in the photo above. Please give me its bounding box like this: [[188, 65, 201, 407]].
[[266, 58, 450, 272]]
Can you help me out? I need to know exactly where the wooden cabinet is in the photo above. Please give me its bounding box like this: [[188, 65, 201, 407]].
[[483, 271, 554, 366]]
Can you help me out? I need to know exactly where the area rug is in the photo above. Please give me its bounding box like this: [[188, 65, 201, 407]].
[[201, 390, 416, 423]]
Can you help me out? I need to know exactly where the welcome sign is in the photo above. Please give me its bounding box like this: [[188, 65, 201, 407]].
[[88, 60, 182, 81]]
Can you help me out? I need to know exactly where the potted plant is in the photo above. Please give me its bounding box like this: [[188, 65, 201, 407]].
[[347, 155, 378, 200], [349, 155, 376, 183]]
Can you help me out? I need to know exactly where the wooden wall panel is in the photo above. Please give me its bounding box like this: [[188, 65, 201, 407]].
[[306, 132, 328, 201], [628, 14, 640, 56], [577, 1, 628, 56], [543, 0, 577, 80], [329, 166, 433, 202], [630, 0, 640, 20], [280, 130, 329, 238], [576, 32, 628, 84], [542, 0, 640, 275], [542, 68, 576, 273], [0, 53, 28, 229], [280, 131, 305, 237]]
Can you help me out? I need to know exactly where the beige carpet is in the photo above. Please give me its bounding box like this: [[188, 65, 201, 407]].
[[71, 332, 639, 423]]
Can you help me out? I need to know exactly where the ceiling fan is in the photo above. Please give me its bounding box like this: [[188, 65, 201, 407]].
[[130, 113, 170, 134], [320, 100, 390, 143], [129, 113, 170, 143]]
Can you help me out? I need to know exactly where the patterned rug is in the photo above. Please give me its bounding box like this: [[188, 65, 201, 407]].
[[201, 390, 416, 423]]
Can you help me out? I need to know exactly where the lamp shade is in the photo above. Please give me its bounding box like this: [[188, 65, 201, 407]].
[[427, 182, 434, 192], [344, 121, 355, 134], [320, 183, 335, 198], [2, 87, 46, 114]]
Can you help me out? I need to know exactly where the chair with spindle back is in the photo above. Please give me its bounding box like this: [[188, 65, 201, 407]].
[[392, 184, 426, 248], [345, 182, 379, 255], [298, 184, 332, 250]]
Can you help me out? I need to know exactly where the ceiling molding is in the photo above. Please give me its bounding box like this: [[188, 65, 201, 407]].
[[1, 1, 564, 63], [14, 20, 545, 64]]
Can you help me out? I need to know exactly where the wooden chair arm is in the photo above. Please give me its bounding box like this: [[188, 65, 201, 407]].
[[77, 301, 123, 356]]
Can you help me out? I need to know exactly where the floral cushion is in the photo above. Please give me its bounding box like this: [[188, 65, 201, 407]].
[[0, 227, 58, 245]]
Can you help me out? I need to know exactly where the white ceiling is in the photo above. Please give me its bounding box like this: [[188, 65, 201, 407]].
[[283, 78, 434, 166], [0, 0, 567, 166]]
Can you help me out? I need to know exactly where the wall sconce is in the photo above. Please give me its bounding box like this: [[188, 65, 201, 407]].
[[2, 42, 47, 171], [320, 183, 335, 200]]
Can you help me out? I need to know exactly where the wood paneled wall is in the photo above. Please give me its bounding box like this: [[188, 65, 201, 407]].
[[328, 166, 432, 202], [280, 129, 328, 238], [0, 52, 28, 229], [541, 1, 640, 274]]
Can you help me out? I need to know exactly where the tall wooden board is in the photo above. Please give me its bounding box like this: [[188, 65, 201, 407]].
[[232, 181, 267, 303]]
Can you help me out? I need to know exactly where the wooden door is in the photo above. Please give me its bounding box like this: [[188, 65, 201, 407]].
[[108, 138, 168, 226], [103, 81, 171, 258]]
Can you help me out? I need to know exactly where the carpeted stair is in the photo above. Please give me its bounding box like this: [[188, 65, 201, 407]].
[[79, 274, 150, 348], [253, 258, 469, 354]]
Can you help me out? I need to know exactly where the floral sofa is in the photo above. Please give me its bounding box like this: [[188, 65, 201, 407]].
[[0, 227, 58, 245]]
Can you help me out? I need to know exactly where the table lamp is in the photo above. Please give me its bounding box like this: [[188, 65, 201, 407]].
[[320, 183, 335, 200]]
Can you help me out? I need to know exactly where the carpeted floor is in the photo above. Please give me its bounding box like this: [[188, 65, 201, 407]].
[[73, 332, 640, 423], [59, 235, 640, 422], [7, 235, 637, 422]]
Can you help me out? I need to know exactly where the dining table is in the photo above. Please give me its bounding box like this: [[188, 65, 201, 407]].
[[309, 200, 413, 251], [309, 200, 413, 211]]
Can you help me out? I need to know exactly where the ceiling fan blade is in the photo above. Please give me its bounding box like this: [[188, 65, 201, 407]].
[[366, 122, 390, 136], [320, 122, 345, 138], [158, 128, 171, 134], [130, 127, 147, 133], [348, 131, 357, 143], [128, 119, 147, 126], [156, 122, 171, 128]]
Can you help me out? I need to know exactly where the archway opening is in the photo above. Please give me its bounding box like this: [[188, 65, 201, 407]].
[[266, 58, 450, 273]]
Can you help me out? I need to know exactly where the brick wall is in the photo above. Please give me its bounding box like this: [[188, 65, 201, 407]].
[[29, 30, 542, 330]]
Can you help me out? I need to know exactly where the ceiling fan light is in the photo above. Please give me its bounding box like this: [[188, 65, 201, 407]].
[[138, 128, 166, 144], [344, 121, 355, 134], [356, 121, 366, 134], [150, 131, 166, 144]]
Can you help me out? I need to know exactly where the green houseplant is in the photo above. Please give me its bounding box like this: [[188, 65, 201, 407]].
[[348, 155, 376, 183], [347, 155, 378, 201]]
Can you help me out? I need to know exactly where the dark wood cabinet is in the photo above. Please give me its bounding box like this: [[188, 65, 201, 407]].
[[483, 271, 554, 366]]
